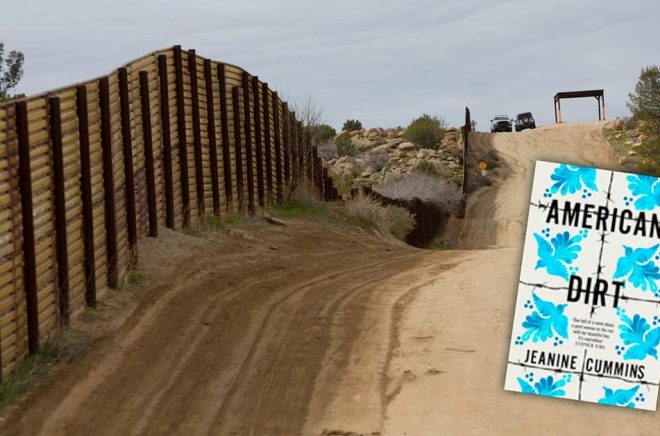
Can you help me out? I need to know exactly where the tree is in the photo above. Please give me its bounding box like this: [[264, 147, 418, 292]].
[[288, 94, 324, 128], [628, 65, 660, 176], [628, 65, 660, 136], [335, 132, 356, 156], [309, 123, 336, 145], [404, 114, 447, 150], [0, 42, 25, 102], [342, 119, 362, 132]]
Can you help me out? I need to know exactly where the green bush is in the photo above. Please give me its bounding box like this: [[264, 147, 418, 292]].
[[334, 173, 355, 195], [335, 132, 356, 156], [415, 160, 438, 177], [309, 123, 336, 145], [637, 136, 660, 176], [342, 119, 363, 132], [405, 114, 446, 150]]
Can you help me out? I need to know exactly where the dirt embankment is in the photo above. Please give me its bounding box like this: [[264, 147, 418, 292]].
[[3, 121, 657, 436]]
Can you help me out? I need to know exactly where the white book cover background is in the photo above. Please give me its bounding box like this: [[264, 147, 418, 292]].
[[504, 161, 660, 411]]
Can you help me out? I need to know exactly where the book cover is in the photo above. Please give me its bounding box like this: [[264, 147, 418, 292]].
[[504, 160, 660, 410]]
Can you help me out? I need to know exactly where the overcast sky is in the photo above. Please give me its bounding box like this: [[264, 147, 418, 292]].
[[2, 0, 659, 130]]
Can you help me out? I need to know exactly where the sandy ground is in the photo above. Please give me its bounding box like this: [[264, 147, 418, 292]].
[[1, 121, 657, 435]]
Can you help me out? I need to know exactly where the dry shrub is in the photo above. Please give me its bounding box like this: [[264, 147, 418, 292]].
[[375, 170, 462, 213], [287, 179, 321, 204], [363, 150, 389, 172], [344, 192, 415, 240]]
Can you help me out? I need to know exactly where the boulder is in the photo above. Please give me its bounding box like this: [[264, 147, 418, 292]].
[[416, 148, 435, 159], [352, 137, 373, 151], [431, 160, 454, 178], [398, 141, 416, 151], [371, 144, 390, 154], [606, 119, 625, 130], [367, 130, 380, 139]]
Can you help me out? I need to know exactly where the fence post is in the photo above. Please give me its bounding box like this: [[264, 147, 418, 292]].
[[232, 86, 244, 211], [217, 63, 232, 210], [139, 71, 159, 237], [76, 85, 97, 307], [304, 128, 313, 182], [173, 45, 190, 226], [262, 83, 273, 203], [204, 59, 220, 216], [118, 67, 138, 263], [298, 121, 305, 180], [241, 72, 255, 213], [99, 77, 119, 289], [284, 107, 300, 184], [273, 94, 283, 201], [277, 103, 291, 190], [188, 49, 205, 217], [312, 146, 323, 197], [16, 101, 40, 353], [322, 167, 330, 201], [158, 54, 175, 229], [48, 96, 70, 326], [251, 76, 264, 207], [459, 106, 471, 219]]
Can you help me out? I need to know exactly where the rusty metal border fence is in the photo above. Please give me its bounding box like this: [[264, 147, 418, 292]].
[[0, 46, 338, 380]]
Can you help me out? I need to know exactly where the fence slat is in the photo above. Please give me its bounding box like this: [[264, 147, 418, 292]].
[[99, 77, 118, 289], [188, 49, 205, 216], [262, 84, 273, 203], [76, 85, 97, 307], [204, 59, 220, 216], [158, 54, 175, 229], [242, 72, 255, 213], [48, 97, 70, 326], [218, 63, 232, 210], [251, 76, 265, 207], [140, 71, 158, 237], [173, 45, 190, 226], [118, 68, 138, 262], [16, 101, 40, 353], [232, 86, 244, 211], [273, 94, 283, 201]]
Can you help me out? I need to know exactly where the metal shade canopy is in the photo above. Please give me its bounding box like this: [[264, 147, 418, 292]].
[[553, 89, 605, 123]]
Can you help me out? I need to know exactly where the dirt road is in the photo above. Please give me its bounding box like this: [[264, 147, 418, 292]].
[[2, 122, 656, 435]]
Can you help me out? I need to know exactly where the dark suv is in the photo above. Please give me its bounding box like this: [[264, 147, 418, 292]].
[[490, 115, 513, 132], [515, 112, 536, 131]]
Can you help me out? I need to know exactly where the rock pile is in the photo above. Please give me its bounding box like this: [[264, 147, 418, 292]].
[[326, 127, 463, 189]]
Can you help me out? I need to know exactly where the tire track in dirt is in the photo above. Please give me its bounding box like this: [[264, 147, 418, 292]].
[[0, 218, 426, 436]]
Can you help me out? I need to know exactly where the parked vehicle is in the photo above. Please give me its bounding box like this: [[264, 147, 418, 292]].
[[490, 115, 512, 132], [515, 112, 536, 131]]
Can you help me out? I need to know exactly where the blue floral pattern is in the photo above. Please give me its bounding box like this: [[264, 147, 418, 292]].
[[515, 293, 569, 344], [613, 244, 660, 295], [542, 164, 598, 199], [517, 372, 572, 398], [534, 229, 587, 281], [598, 385, 644, 408], [615, 308, 660, 361], [624, 175, 660, 211]]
